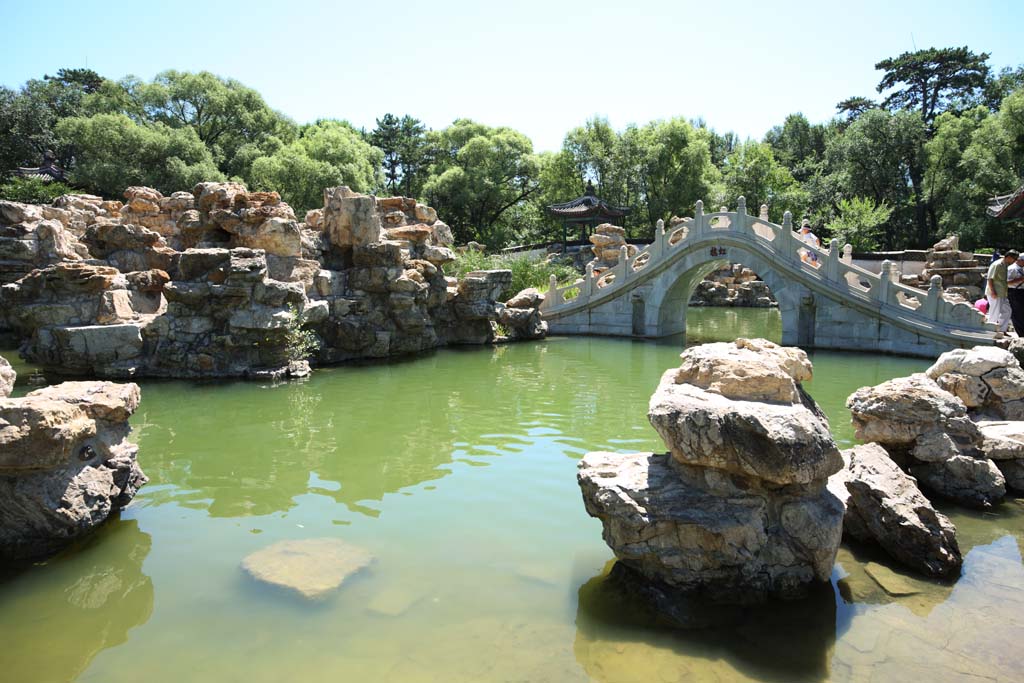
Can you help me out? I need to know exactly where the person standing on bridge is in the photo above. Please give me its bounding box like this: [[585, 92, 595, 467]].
[[986, 249, 1018, 338], [1007, 254, 1024, 336]]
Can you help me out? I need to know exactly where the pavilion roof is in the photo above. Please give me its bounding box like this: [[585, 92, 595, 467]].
[[988, 184, 1024, 220], [546, 183, 630, 221], [11, 151, 66, 183]]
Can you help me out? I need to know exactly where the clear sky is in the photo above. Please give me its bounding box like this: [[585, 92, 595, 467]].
[[3, 0, 1021, 152]]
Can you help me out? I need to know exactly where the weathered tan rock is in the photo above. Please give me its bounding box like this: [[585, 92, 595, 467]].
[[926, 346, 1017, 379], [672, 338, 811, 403], [506, 288, 544, 310], [909, 455, 1005, 509], [580, 340, 843, 603], [650, 375, 841, 486], [0, 355, 13, 397], [0, 380, 146, 559], [977, 420, 1024, 460], [323, 186, 383, 247], [847, 374, 977, 444], [829, 444, 961, 577], [241, 538, 372, 600], [578, 451, 843, 602]]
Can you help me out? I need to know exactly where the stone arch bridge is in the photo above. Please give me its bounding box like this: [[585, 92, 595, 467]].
[[539, 198, 995, 358]]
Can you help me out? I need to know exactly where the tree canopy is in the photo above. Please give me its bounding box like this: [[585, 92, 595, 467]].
[[2, 49, 1023, 251]]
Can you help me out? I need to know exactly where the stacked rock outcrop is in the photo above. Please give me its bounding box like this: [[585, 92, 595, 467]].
[[828, 443, 961, 577], [578, 338, 844, 602], [846, 345, 1024, 509], [0, 182, 545, 379], [689, 264, 777, 308], [925, 346, 1024, 493], [588, 223, 636, 268], [0, 199, 91, 287], [910, 235, 987, 304], [0, 357, 146, 560]]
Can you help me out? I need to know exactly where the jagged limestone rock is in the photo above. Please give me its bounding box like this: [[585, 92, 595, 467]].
[[828, 443, 961, 577], [579, 339, 843, 602], [0, 381, 147, 560]]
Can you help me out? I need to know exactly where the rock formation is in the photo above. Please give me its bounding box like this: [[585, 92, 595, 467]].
[[0, 183, 545, 379], [578, 338, 844, 602], [828, 443, 961, 577], [925, 345, 1024, 494], [847, 372, 1006, 508], [689, 264, 777, 308], [588, 223, 636, 269], [0, 355, 13, 397], [0, 364, 147, 560], [906, 235, 987, 304]]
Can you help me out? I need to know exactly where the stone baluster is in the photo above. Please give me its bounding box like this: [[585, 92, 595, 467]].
[[735, 196, 747, 233], [759, 204, 769, 221], [619, 245, 630, 281], [923, 274, 942, 318], [545, 274, 559, 308], [825, 238, 840, 280], [583, 262, 594, 300], [653, 219, 666, 257], [878, 260, 893, 303], [779, 210, 794, 259], [842, 243, 853, 265], [694, 200, 705, 237]]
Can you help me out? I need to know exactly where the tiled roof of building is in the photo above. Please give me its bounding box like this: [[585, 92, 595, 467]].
[[546, 182, 630, 220], [988, 184, 1024, 220]]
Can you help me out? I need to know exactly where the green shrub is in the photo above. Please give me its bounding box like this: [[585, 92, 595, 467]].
[[284, 304, 320, 362], [0, 177, 74, 204], [447, 251, 579, 299]]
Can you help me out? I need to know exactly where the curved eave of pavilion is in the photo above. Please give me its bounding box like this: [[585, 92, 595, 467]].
[[546, 196, 631, 220]]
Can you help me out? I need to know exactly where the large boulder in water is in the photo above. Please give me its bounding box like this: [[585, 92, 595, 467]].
[[0, 380, 147, 560], [578, 338, 844, 603], [846, 371, 1007, 508], [828, 443, 961, 577]]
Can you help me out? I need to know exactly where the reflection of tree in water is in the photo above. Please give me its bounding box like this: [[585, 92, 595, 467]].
[[573, 561, 837, 683], [0, 517, 153, 682], [128, 342, 676, 520]]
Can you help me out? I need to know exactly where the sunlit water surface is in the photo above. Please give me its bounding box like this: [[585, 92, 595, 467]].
[[2, 307, 1023, 682]]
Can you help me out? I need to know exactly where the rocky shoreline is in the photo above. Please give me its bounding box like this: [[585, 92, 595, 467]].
[[0, 183, 545, 380], [578, 339, 1024, 618], [0, 355, 146, 560]]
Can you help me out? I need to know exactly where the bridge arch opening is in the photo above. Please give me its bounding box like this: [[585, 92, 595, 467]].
[[644, 243, 815, 348]]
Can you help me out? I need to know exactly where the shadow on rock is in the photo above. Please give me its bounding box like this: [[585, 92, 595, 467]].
[[574, 560, 837, 683]]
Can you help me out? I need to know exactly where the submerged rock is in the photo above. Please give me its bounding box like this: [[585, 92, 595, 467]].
[[241, 537, 372, 600], [829, 443, 961, 577], [579, 339, 844, 602], [0, 379, 147, 560]]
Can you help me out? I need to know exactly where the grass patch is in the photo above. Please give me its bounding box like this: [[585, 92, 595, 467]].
[[448, 251, 579, 299]]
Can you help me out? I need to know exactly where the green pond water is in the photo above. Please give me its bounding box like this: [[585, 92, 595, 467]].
[[2, 307, 1024, 682]]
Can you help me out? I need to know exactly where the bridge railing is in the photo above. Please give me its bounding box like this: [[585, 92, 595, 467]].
[[540, 197, 990, 332]]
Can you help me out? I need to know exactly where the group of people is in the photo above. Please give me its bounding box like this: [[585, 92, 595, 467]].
[[985, 250, 1024, 339], [789, 219, 1023, 342]]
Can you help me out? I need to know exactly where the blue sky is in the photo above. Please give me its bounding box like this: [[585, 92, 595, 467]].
[[3, 0, 1021, 152]]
